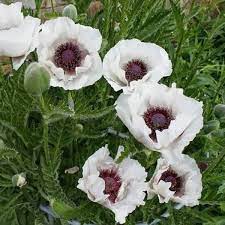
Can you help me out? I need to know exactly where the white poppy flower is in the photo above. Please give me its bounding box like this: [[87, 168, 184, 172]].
[[0, 2, 40, 70], [103, 39, 172, 92], [77, 145, 148, 224], [115, 83, 203, 155], [148, 154, 202, 207], [37, 17, 103, 90]]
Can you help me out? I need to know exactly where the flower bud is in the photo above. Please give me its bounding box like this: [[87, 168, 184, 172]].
[[87, 0, 103, 18], [211, 129, 225, 138], [12, 173, 27, 188], [75, 124, 83, 132], [203, 120, 220, 134], [24, 62, 51, 96], [62, 4, 78, 22], [214, 104, 225, 120]]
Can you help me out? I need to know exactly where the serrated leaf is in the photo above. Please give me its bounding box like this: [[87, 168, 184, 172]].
[[218, 182, 225, 194], [0, 146, 19, 160]]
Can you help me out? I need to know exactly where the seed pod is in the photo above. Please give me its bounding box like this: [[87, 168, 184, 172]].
[[24, 62, 51, 96], [62, 4, 78, 22], [87, 0, 103, 18], [214, 104, 225, 120], [197, 162, 208, 172]]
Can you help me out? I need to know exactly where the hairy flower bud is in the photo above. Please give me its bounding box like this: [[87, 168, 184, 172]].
[[24, 62, 51, 96], [62, 4, 78, 22], [214, 104, 225, 120], [203, 120, 220, 134]]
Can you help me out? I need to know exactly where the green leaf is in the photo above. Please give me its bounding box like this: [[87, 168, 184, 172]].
[[218, 182, 225, 194], [51, 199, 77, 220], [0, 145, 19, 160]]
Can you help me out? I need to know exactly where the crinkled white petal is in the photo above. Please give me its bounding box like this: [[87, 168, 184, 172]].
[[77, 145, 148, 224], [12, 16, 41, 70], [49, 53, 102, 90], [37, 17, 103, 90], [115, 145, 125, 161], [115, 82, 203, 155], [0, 2, 23, 30], [105, 158, 147, 224], [77, 145, 114, 203], [0, 16, 40, 62], [38, 18, 101, 53], [103, 39, 172, 92], [108, 179, 147, 224], [77, 174, 107, 203], [153, 180, 175, 203], [77, 24, 102, 52], [80, 145, 115, 178], [148, 154, 202, 206], [118, 158, 147, 182]]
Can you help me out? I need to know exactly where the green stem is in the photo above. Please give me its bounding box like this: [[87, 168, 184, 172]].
[[50, 0, 55, 13], [199, 200, 222, 206], [43, 119, 50, 162], [173, 32, 185, 72], [39, 96, 50, 162], [167, 203, 175, 225]]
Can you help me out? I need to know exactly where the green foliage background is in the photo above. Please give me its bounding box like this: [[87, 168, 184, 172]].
[[1, 0, 225, 224]]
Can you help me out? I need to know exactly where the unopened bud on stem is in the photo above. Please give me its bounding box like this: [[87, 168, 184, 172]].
[[62, 4, 78, 22], [214, 104, 225, 120], [24, 62, 51, 96]]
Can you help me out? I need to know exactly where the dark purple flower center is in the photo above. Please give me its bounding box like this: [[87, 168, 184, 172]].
[[144, 107, 174, 141], [54, 42, 83, 74], [99, 169, 122, 203], [159, 169, 182, 194], [125, 60, 147, 82]]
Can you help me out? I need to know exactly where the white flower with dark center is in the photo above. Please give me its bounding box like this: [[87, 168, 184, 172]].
[[115, 83, 203, 155], [77, 145, 148, 224], [0, 2, 40, 70], [148, 154, 202, 206], [37, 17, 103, 90], [103, 39, 172, 92]]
